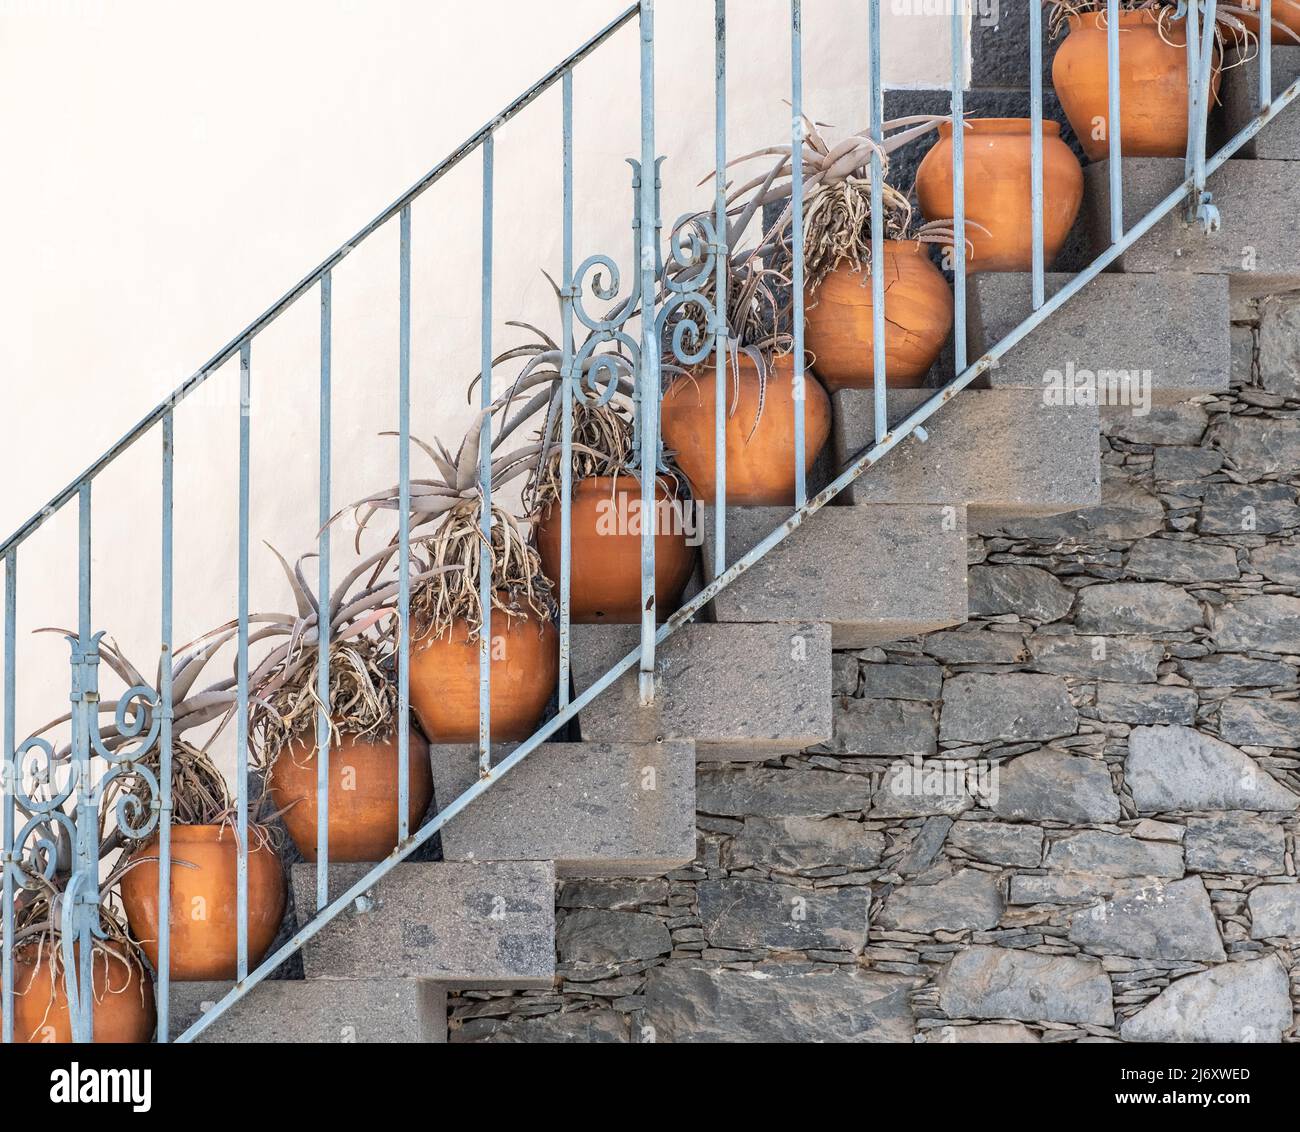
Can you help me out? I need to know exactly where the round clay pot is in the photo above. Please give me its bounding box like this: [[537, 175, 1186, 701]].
[[410, 613, 558, 743], [536, 475, 697, 623], [660, 353, 832, 506], [3, 940, 155, 1043], [804, 242, 955, 391], [1053, 9, 1221, 161], [1236, 0, 1300, 44], [916, 118, 1083, 273], [266, 729, 433, 862], [120, 824, 285, 982]]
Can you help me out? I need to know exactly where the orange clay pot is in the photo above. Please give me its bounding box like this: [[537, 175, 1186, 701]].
[[1233, 0, 1300, 45], [2, 940, 155, 1043], [1053, 9, 1221, 161], [536, 475, 698, 623], [916, 118, 1084, 273], [660, 354, 832, 506], [120, 824, 285, 981], [266, 729, 433, 862], [410, 613, 558, 743], [804, 243, 954, 391]]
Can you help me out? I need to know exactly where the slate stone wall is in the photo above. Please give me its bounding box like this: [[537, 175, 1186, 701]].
[[451, 289, 1300, 1043]]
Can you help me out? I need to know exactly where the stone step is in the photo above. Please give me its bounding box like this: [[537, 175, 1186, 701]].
[[171, 978, 446, 1044], [429, 740, 696, 878], [1220, 47, 1300, 160], [965, 273, 1230, 403], [573, 622, 832, 761], [1082, 158, 1300, 294], [699, 504, 968, 648], [291, 861, 555, 988], [833, 388, 1101, 527]]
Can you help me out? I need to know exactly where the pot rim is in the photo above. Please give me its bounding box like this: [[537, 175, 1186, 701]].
[[683, 351, 821, 379], [938, 117, 1062, 138], [413, 605, 557, 647], [1065, 7, 1169, 32], [128, 821, 278, 846]]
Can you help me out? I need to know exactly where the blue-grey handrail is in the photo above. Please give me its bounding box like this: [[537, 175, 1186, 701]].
[[0, 2, 638, 561]]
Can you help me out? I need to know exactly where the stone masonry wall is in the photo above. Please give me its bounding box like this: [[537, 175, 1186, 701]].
[[450, 290, 1300, 1043]]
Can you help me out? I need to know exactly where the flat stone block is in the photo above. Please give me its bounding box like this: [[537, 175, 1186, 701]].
[[834, 388, 1101, 526], [966, 272, 1230, 403], [429, 741, 695, 878], [292, 861, 555, 988], [641, 964, 915, 1043], [1083, 159, 1300, 294], [700, 504, 967, 648], [1220, 47, 1300, 160], [572, 622, 832, 760], [171, 979, 446, 1044]]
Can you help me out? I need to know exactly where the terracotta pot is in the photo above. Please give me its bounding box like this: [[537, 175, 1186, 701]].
[[536, 475, 697, 623], [915, 118, 1084, 273], [266, 729, 433, 862], [120, 824, 285, 981], [1053, 9, 1221, 161], [804, 243, 954, 391], [660, 354, 832, 506], [410, 612, 557, 743], [3, 940, 155, 1043], [1235, 0, 1300, 45]]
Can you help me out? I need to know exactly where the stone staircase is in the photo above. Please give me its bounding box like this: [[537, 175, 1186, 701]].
[[176, 49, 1299, 1043]]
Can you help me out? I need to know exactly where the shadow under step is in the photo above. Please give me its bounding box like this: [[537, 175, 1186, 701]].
[[169, 978, 446, 1043], [1083, 157, 1300, 294], [700, 503, 968, 648], [833, 388, 1102, 527], [1219, 47, 1300, 161], [291, 861, 555, 989], [429, 740, 695, 878], [573, 622, 832, 761], [965, 275, 1230, 403]]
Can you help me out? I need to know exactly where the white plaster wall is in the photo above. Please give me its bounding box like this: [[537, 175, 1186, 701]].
[[0, 1, 964, 799]]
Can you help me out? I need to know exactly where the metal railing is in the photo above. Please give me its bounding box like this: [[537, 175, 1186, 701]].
[[2, 0, 1298, 1045]]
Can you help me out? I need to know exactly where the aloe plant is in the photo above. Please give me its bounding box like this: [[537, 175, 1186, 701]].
[[344, 410, 553, 645], [715, 112, 960, 296], [229, 543, 432, 771], [2, 868, 151, 1025], [1045, 1, 1275, 48]]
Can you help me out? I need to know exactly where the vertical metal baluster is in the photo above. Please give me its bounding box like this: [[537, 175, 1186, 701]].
[[1030, 0, 1046, 308], [2, 549, 15, 1044], [317, 270, 333, 902], [868, 0, 887, 440], [950, 0, 967, 375], [1261, 0, 1273, 111], [157, 410, 174, 1042], [236, 341, 251, 981], [712, 0, 728, 579], [398, 208, 412, 837], [1198, 1, 1219, 201], [559, 71, 574, 710], [479, 139, 494, 772], [75, 481, 94, 1042], [1184, 1, 1219, 224], [1185, 0, 1209, 230], [638, 0, 659, 706], [1107, 0, 1125, 243], [1186, 0, 1202, 193], [791, 0, 807, 503]]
